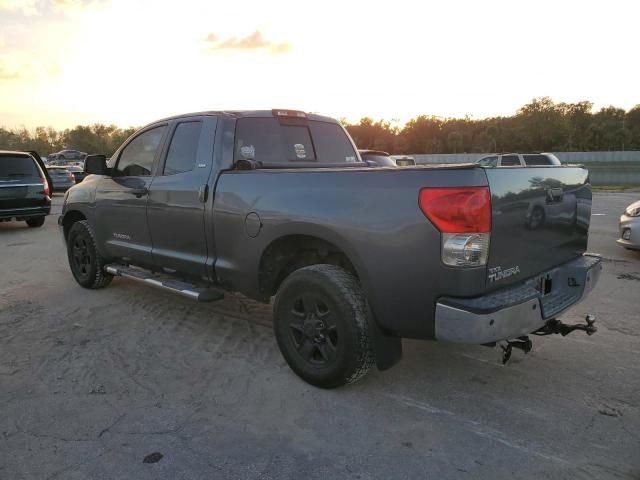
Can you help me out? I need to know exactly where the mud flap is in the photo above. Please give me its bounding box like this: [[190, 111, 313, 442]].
[[367, 305, 402, 371]]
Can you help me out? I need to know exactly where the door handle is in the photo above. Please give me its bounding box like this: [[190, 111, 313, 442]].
[[198, 184, 209, 203], [130, 187, 148, 198]]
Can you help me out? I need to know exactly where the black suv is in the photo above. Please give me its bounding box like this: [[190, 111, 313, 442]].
[[0, 151, 51, 227]]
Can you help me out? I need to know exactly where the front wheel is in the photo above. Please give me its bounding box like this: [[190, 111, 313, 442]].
[[66, 220, 113, 289], [273, 264, 374, 388]]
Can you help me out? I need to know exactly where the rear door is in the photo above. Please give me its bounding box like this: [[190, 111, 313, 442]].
[[146, 116, 218, 278], [485, 166, 590, 289], [95, 124, 168, 265]]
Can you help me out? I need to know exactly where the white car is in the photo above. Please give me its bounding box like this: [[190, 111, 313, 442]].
[[618, 200, 640, 250], [477, 153, 562, 167]]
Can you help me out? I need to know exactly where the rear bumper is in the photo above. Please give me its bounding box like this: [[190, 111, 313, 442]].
[[434, 254, 602, 344], [0, 205, 51, 220]]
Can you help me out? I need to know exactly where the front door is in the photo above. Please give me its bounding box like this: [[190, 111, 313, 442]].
[[95, 124, 168, 266], [146, 116, 217, 279]]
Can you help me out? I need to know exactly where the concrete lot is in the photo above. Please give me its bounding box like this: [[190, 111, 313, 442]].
[[1, 192, 639, 479]]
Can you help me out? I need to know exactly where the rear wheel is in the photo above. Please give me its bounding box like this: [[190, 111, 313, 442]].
[[26, 216, 45, 228], [273, 264, 374, 388], [66, 220, 112, 289]]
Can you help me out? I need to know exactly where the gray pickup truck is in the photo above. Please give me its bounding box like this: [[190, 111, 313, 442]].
[[59, 109, 602, 388]]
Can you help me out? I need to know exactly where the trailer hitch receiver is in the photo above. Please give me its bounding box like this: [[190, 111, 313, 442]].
[[499, 336, 533, 364]]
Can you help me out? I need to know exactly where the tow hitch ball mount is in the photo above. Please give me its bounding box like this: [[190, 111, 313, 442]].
[[534, 315, 597, 337], [499, 315, 597, 364]]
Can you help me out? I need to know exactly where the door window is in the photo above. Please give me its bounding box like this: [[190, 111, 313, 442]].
[[114, 126, 167, 177], [163, 121, 203, 175], [500, 155, 521, 166]]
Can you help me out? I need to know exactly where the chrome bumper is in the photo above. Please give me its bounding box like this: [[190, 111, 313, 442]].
[[434, 254, 602, 344]]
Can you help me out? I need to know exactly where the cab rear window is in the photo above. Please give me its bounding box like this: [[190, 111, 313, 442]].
[[234, 118, 357, 165], [0, 156, 39, 180]]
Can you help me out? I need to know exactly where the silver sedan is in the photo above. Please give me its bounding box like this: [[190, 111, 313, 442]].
[[618, 200, 640, 250]]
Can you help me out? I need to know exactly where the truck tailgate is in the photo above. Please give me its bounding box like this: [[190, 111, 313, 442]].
[[485, 167, 591, 290]]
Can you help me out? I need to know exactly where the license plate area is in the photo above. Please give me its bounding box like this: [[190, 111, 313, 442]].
[[535, 274, 553, 297], [0, 186, 27, 199]]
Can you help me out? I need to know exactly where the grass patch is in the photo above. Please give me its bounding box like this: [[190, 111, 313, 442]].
[[592, 185, 640, 192]]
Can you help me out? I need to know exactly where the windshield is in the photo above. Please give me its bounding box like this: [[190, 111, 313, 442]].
[[0, 156, 39, 180], [234, 118, 358, 166]]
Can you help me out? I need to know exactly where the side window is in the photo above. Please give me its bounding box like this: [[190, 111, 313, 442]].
[[478, 156, 498, 167], [524, 154, 559, 166], [115, 126, 166, 177], [164, 121, 203, 175], [501, 155, 521, 166]]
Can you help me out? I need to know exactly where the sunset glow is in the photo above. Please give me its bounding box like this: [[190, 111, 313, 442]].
[[1, 0, 639, 129]]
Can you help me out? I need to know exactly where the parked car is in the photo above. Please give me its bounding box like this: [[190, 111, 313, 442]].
[[46, 166, 76, 191], [477, 153, 562, 167], [66, 165, 87, 183], [0, 150, 51, 227], [59, 109, 601, 388], [358, 149, 397, 167], [617, 200, 640, 250], [50, 150, 87, 163], [359, 151, 417, 167]]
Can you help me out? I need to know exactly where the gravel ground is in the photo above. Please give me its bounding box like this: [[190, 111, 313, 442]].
[[1, 192, 639, 480]]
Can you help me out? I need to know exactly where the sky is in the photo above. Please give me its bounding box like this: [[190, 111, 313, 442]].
[[0, 0, 639, 129]]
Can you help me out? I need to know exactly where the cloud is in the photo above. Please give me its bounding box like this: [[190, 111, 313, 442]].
[[0, 66, 22, 80], [0, 0, 38, 15], [0, 56, 62, 81], [204, 30, 290, 54], [0, 0, 107, 15]]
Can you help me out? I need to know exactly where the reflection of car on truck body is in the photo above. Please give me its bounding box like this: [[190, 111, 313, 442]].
[[59, 109, 602, 388]]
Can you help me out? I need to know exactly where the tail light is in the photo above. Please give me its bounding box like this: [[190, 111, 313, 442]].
[[41, 176, 50, 196], [419, 187, 491, 267]]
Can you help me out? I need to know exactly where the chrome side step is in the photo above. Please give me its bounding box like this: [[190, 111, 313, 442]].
[[104, 264, 224, 302]]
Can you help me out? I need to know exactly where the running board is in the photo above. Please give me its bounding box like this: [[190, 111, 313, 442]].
[[104, 264, 224, 302]]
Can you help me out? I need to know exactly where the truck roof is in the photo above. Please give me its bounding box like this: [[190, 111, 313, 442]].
[[152, 110, 338, 124], [0, 150, 33, 157]]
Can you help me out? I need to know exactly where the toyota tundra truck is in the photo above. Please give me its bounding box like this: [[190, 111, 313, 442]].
[[59, 109, 602, 388]]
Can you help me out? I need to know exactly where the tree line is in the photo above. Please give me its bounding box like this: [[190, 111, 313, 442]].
[[0, 124, 137, 157], [1, 97, 639, 156], [344, 97, 640, 154]]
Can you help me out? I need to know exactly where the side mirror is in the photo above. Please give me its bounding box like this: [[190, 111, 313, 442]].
[[364, 160, 379, 167], [84, 154, 109, 175]]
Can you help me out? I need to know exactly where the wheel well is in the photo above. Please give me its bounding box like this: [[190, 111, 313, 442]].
[[62, 210, 86, 239], [259, 235, 358, 297]]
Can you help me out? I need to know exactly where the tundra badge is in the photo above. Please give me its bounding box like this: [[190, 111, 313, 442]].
[[488, 265, 520, 283]]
